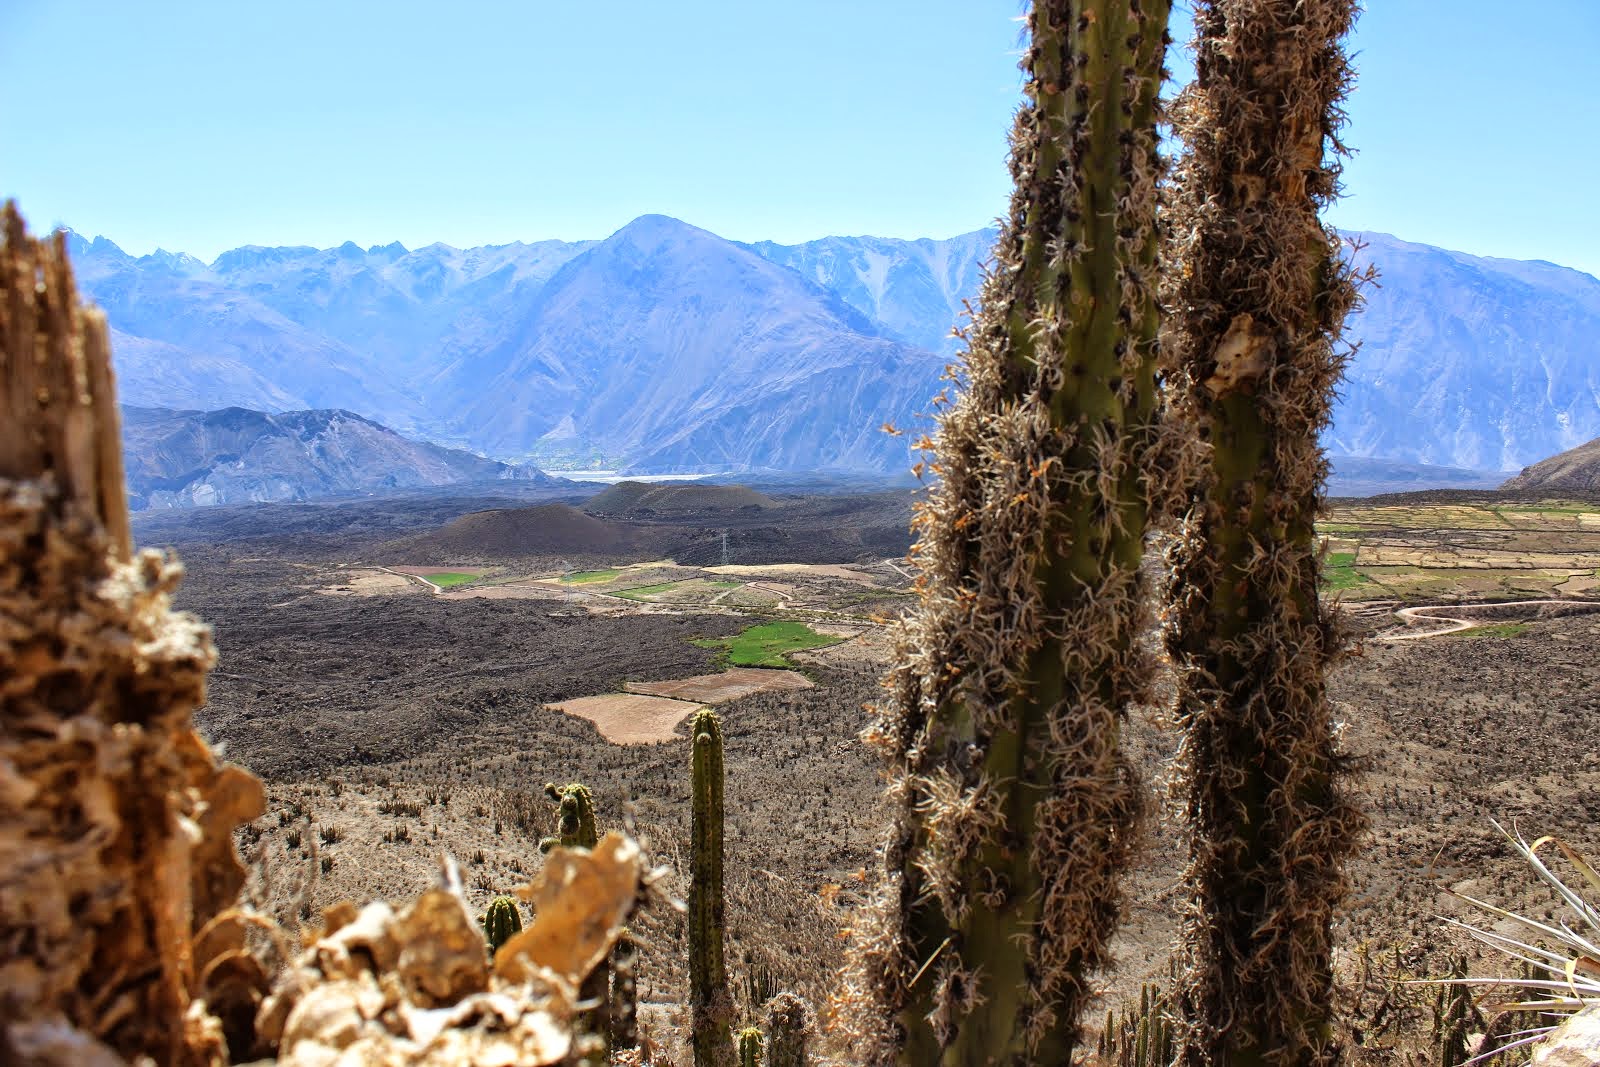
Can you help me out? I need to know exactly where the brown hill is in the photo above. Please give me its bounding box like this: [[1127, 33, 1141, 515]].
[[582, 480, 776, 517], [1501, 436, 1600, 493], [390, 502, 649, 560]]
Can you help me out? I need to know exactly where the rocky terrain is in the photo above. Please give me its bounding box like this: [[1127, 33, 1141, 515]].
[[67, 219, 1598, 475], [121, 404, 554, 508], [1501, 433, 1600, 492]]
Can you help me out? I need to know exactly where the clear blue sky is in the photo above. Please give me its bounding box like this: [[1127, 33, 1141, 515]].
[[3, 1, 1597, 276]]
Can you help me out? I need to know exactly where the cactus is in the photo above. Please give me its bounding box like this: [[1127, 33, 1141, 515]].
[[738, 1027, 763, 1067], [763, 991, 812, 1067], [536, 781, 608, 1056], [1095, 985, 1174, 1067], [690, 709, 732, 1065], [1160, 1, 1367, 1064], [539, 781, 599, 853], [1431, 956, 1479, 1067], [843, 1, 1170, 1061], [479, 895, 523, 957], [609, 929, 640, 1052]]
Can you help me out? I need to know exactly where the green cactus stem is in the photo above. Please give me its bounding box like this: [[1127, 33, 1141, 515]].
[[844, 1, 1170, 1062], [690, 709, 732, 1066], [738, 1027, 763, 1067], [1161, 1, 1366, 1064], [763, 992, 812, 1067], [479, 895, 523, 957], [539, 782, 599, 853]]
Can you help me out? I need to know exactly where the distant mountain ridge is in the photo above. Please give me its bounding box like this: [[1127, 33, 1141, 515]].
[[1501, 436, 1600, 493], [69, 218, 1600, 476], [120, 405, 554, 509]]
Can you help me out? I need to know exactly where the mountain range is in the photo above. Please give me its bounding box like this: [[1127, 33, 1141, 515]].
[[68, 217, 1600, 477], [120, 405, 553, 510]]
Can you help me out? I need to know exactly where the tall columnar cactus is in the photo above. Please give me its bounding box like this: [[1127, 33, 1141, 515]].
[[540, 781, 599, 853], [1161, 1, 1366, 1064], [763, 991, 812, 1067], [738, 1027, 764, 1067], [844, 1, 1170, 1062], [690, 709, 732, 1065], [480, 895, 523, 957]]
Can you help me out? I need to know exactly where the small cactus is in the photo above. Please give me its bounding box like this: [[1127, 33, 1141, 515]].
[[610, 928, 639, 1052], [1095, 984, 1174, 1067], [690, 709, 731, 1066], [762, 991, 812, 1067], [479, 895, 523, 957], [539, 782, 599, 853], [738, 1027, 763, 1067], [1431, 956, 1481, 1067]]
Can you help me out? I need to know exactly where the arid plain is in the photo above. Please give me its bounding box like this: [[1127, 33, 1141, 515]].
[[154, 482, 1600, 1061]]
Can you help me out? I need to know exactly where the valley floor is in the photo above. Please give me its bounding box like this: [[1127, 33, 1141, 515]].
[[168, 493, 1600, 1062]]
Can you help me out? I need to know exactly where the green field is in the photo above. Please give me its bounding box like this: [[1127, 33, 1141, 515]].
[[424, 572, 480, 589], [1456, 622, 1530, 639], [560, 568, 623, 585], [1322, 550, 1368, 591], [694, 621, 843, 668], [615, 581, 684, 601]]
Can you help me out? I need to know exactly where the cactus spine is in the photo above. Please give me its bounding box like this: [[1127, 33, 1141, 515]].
[[763, 991, 812, 1067], [738, 1027, 763, 1067], [690, 709, 732, 1066], [540, 782, 599, 853], [845, 2, 1170, 1060], [1162, 1, 1366, 1064], [480, 895, 523, 957]]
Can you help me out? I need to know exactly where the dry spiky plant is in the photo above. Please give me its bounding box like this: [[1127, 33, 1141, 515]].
[[1434, 822, 1600, 1064], [842, 1, 1171, 1061], [0, 201, 646, 1066], [1160, 1, 1368, 1063]]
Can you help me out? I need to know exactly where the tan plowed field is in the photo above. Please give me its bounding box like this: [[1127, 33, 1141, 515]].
[[545, 693, 705, 744], [626, 667, 814, 704]]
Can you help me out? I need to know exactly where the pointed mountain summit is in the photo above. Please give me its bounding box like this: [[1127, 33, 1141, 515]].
[[436, 214, 940, 470]]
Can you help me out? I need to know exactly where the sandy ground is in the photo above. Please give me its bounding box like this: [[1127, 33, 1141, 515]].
[[545, 692, 706, 744], [626, 667, 814, 704]]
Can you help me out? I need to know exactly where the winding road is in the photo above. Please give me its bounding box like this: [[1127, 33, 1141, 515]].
[[1377, 598, 1600, 642]]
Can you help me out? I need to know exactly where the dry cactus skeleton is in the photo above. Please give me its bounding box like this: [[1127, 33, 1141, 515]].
[[0, 201, 646, 1066]]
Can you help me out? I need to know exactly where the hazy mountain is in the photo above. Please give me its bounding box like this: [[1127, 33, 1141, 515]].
[[120, 405, 554, 510], [1326, 456, 1503, 498], [69, 217, 1600, 477], [1501, 436, 1600, 493], [744, 227, 997, 355], [431, 214, 941, 471], [1330, 233, 1600, 472]]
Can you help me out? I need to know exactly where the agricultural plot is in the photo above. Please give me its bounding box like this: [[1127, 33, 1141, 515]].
[[545, 693, 705, 745], [1317, 500, 1600, 602], [626, 667, 814, 704], [694, 620, 844, 668]]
